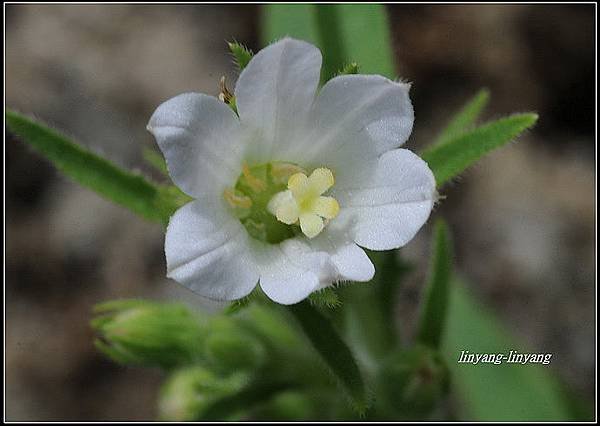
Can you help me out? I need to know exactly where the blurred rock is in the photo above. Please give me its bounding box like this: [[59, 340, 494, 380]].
[[6, 4, 257, 421]]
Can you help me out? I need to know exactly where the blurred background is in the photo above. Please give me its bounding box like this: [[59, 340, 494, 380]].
[[5, 4, 595, 421]]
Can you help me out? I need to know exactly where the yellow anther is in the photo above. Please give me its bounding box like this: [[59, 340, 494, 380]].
[[218, 76, 234, 104], [267, 167, 339, 239], [223, 188, 252, 209], [271, 163, 306, 184], [242, 163, 266, 192]]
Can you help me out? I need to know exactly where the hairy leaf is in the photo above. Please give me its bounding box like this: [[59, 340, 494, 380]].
[[6, 110, 182, 225], [422, 113, 538, 187], [433, 89, 490, 146]]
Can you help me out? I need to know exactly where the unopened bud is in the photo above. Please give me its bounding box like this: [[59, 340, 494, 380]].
[[204, 318, 266, 372], [91, 299, 206, 368], [158, 366, 247, 421]]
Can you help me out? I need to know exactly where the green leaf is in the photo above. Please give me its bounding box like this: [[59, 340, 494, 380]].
[[443, 279, 574, 421], [288, 301, 369, 414], [142, 146, 168, 176], [331, 4, 395, 78], [433, 89, 490, 147], [313, 5, 348, 81], [228, 40, 254, 71], [263, 4, 317, 46], [262, 4, 395, 78], [416, 219, 453, 349], [6, 109, 183, 225], [421, 113, 538, 187]]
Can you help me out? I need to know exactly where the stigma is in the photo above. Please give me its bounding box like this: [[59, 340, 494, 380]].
[[267, 167, 340, 239]]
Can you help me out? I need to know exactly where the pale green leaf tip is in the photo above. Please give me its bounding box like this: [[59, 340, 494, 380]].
[[478, 87, 491, 100], [524, 112, 539, 123]]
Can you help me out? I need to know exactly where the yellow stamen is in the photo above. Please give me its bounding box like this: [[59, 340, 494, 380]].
[[242, 163, 266, 192], [223, 188, 252, 209], [271, 163, 306, 184]]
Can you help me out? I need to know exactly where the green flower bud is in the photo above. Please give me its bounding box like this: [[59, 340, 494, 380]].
[[254, 391, 316, 421], [91, 299, 206, 368], [158, 366, 247, 421], [204, 332, 265, 372], [203, 318, 266, 372], [377, 345, 449, 418]]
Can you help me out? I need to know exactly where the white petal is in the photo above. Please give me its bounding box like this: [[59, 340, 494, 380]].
[[329, 243, 375, 282], [147, 93, 241, 197], [293, 75, 414, 188], [309, 234, 375, 283], [234, 38, 322, 162], [165, 199, 259, 301], [336, 149, 436, 251], [255, 239, 329, 305]]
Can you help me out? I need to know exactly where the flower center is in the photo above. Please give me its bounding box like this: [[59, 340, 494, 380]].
[[267, 168, 340, 239], [223, 163, 339, 243]]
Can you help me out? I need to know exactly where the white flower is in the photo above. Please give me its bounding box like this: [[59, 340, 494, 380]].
[[147, 38, 436, 305]]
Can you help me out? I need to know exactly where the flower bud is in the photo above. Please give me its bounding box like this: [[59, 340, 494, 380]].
[[203, 318, 266, 372], [158, 366, 247, 421], [204, 332, 265, 372], [377, 345, 449, 418], [91, 299, 206, 368]]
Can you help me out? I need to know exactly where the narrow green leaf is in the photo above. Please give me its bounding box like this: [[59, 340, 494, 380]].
[[143, 146, 168, 176], [313, 5, 348, 81], [262, 4, 394, 78], [263, 4, 317, 46], [421, 113, 538, 187], [416, 219, 452, 349], [228, 40, 254, 71], [433, 89, 490, 146], [443, 278, 574, 420], [6, 109, 182, 225], [332, 4, 395, 78], [288, 301, 369, 414]]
